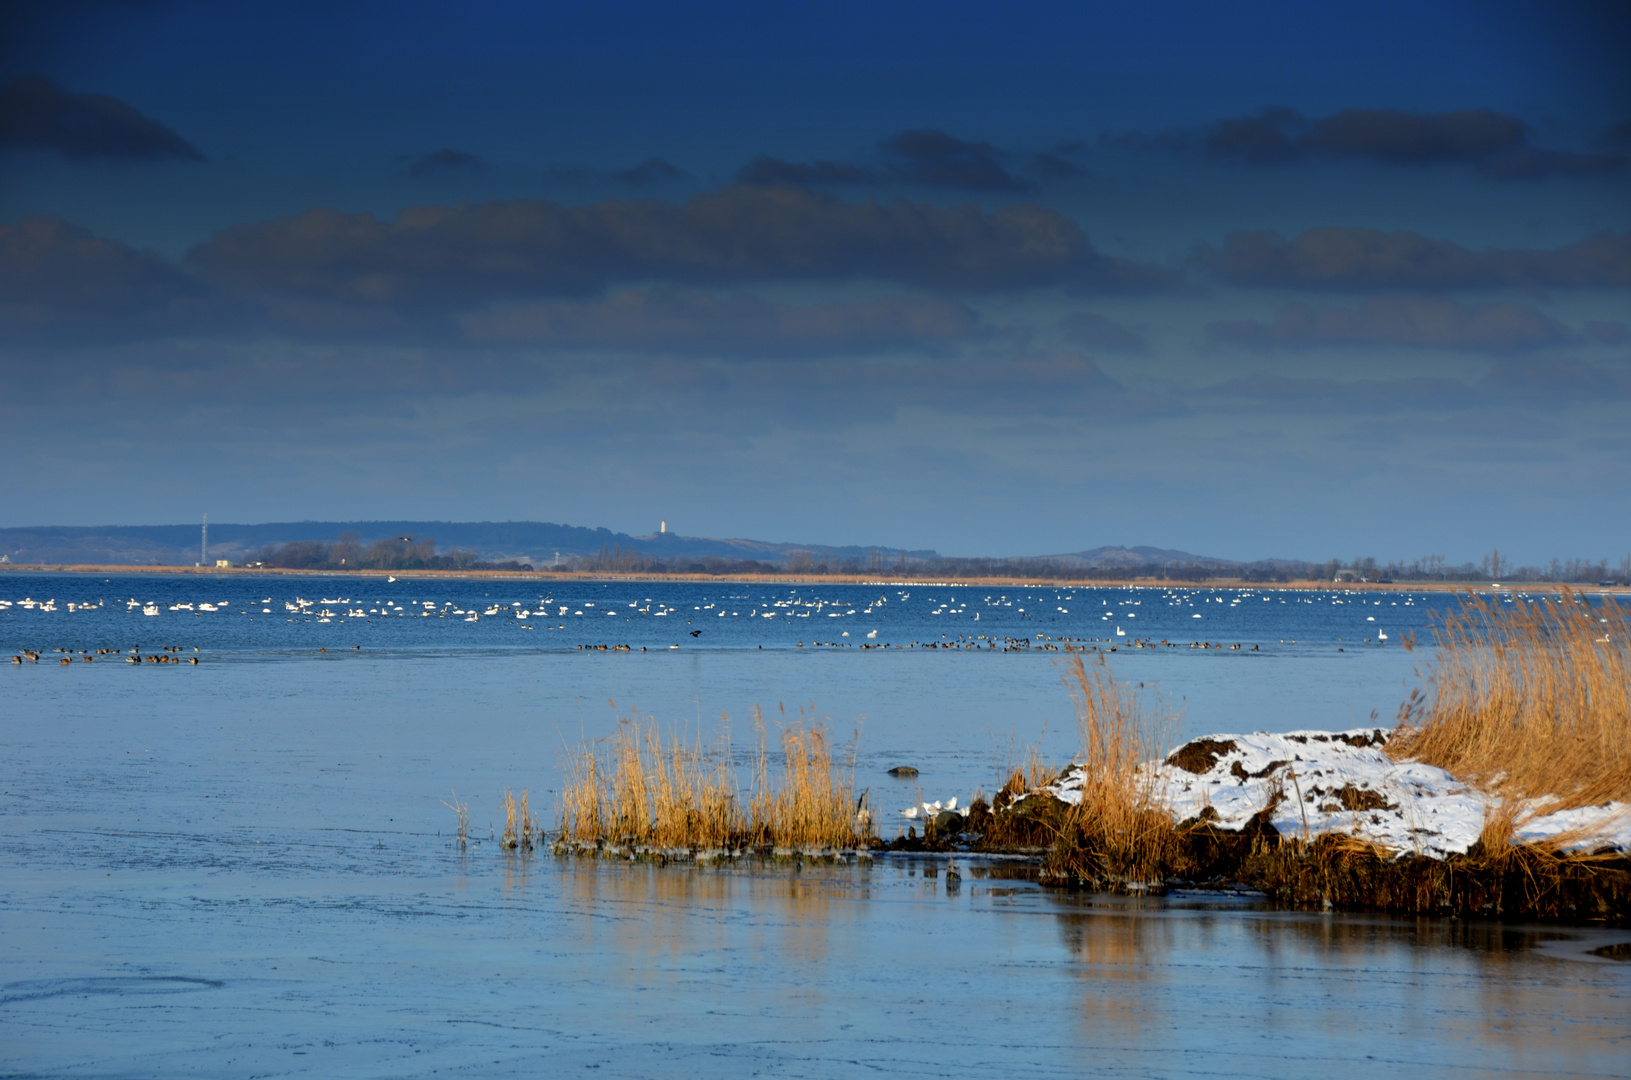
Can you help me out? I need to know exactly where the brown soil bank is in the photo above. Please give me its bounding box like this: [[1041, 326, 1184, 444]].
[[1053, 813, 1631, 925], [887, 801, 1631, 925]]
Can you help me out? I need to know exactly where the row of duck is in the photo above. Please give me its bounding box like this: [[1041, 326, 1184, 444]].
[[13, 645, 199, 665]]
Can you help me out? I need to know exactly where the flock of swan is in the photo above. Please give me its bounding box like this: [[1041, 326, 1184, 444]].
[[1, 586, 1416, 645]]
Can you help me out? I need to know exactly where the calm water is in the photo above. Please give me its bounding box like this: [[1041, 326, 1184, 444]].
[[3, 574, 1627, 1077]]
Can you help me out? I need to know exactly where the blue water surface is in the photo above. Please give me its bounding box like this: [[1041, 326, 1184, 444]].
[[3, 573, 1626, 1078]]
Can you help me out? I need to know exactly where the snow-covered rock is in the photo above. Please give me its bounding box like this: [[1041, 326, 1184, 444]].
[[1040, 728, 1630, 860]]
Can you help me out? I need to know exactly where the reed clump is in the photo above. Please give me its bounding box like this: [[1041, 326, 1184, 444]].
[[1042, 651, 1183, 884], [1390, 589, 1631, 815], [501, 788, 537, 850], [556, 706, 872, 857]]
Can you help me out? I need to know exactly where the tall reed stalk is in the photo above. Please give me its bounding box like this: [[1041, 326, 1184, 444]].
[[442, 789, 469, 849], [1391, 590, 1630, 814], [1046, 651, 1180, 881]]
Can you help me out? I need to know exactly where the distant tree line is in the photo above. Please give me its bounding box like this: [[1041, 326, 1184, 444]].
[[237, 536, 1631, 584], [560, 546, 1309, 581], [1312, 550, 1630, 585], [562, 546, 1631, 584], [246, 531, 532, 571]]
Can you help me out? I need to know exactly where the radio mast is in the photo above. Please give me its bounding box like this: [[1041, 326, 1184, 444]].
[[201, 515, 208, 566]]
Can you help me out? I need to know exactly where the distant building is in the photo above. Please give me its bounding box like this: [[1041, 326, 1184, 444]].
[[215, 559, 231, 568]]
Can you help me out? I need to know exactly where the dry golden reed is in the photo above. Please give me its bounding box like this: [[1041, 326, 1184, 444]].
[[1390, 589, 1631, 815], [501, 788, 537, 850], [556, 704, 871, 854], [1045, 650, 1182, 882], [442, 789, 470, 849]]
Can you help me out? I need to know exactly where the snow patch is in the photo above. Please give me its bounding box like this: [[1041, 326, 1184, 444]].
[[1040, 728, 1630, 860]]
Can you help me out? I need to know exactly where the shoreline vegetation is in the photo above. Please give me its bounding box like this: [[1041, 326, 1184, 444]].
[[531, 589, 1630, 924], [2, 532, 1627, 588], [1, 562, 1627, 595], [555, 704, 870, 857]]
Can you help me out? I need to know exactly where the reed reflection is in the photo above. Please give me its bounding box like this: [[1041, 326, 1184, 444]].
[[551, 858, 874, 999], [1219, 909, 1624, 1074], [1054, 902, 1176, 1036]]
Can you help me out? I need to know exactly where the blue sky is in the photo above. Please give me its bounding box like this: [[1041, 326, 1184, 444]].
[[1, 0, 1627, 564]]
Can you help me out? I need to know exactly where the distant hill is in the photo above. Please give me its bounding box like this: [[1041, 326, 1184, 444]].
[[1043, 545, 1239, 569], [0, 520, 1292, 573], [0, 520, 939, 568]]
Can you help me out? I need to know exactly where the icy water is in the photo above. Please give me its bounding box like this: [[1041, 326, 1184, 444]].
[[3, 574, 1628, 1077]]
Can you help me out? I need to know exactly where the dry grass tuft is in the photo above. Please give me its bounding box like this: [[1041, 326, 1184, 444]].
[[1044, 651, 1183, 882], [556, 705, 872, 855], [502, 788, 538, 850], [442, 789, 469, 849], [1391, 589, 1630, 812], [991, 743, 1055, 810]]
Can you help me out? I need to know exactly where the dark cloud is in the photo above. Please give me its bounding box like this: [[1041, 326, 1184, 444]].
[[880, 129, 1024, 190], [610, 157, 684, 185], [187, 185, 1171, 304], [1300, 108, 1524, 164], [404, 148, 483, 177], [1059, 312, 1146, 353], [1199, 228, 1631, 290], [1476, 147, 1624, 179], [1605, 120, 1631, 146], [460, 290, 976, 353], [1189, 106, 1625, 179], [735, 155, 873, 186], [736, 129, 1026, 190], [1201, 106, 1304, 165], [1209, 297, 1575, 352], [0, 216, 213, 341], [546, 159, 686, 185], [0, 74, 203, 162], [1028, 152, 1090, 179]]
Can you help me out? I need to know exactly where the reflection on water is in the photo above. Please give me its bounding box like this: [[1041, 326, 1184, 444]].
[[554, 857, 877, 1006], [1041, 895, 1631, 1078], [2, 837, 1628, 1077], [1057, 906, 1173, 1037]]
